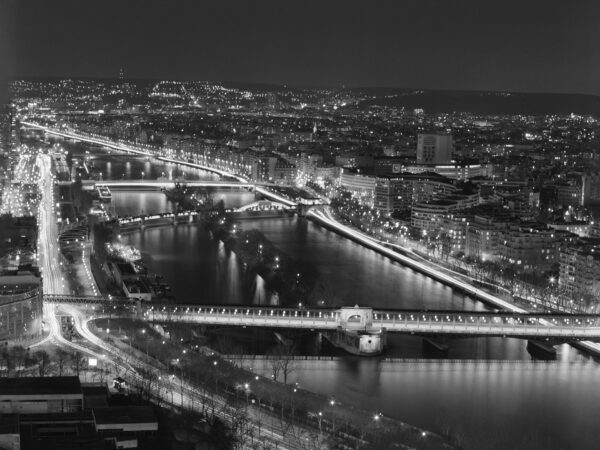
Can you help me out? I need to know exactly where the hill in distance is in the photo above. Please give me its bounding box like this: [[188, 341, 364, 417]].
[[355, 88, 600, 116]]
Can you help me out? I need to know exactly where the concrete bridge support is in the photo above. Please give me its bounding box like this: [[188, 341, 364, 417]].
[[527, 339, 558, 360]]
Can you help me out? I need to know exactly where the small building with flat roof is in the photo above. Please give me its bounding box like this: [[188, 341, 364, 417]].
[[0, 376, 83, 414]]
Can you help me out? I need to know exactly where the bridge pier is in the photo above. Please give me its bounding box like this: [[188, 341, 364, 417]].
[[526, 339, 557, 360]]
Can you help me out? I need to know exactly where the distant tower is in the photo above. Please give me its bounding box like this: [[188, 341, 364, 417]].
[[118, 68, 125, 81]]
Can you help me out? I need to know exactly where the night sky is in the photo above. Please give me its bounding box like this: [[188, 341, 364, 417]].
[[1, 0, 599, 105]]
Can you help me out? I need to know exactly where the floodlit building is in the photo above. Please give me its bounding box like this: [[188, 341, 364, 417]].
[[373, 173, 457, 214], [340, 171, 376, 206], [411, 194, 479, 232]]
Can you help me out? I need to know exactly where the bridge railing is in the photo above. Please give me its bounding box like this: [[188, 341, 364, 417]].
[[143, 304, 339, 322], [44, 294, 134, 306], [118, 210, 199, 225], [371, 311, 600, 329]]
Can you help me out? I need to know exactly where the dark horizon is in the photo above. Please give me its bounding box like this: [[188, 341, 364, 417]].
[[2, 0, 600, 107]]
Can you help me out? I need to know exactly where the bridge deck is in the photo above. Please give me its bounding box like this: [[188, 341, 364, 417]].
[[44, 295, 600, 340]]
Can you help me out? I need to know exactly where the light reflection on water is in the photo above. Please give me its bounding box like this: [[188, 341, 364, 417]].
[[245, 355, 600, 450]]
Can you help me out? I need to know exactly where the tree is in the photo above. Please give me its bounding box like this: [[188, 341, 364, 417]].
[[10, 346, 28, 377], [34, 350, 51, 377], [56, 348, 71, 376], [71, 351, 86, 378], [0, 343, 12, 377]]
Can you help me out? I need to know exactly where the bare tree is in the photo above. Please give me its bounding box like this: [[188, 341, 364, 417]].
[[34, 350, 51, 376], [0, 343, 12, 377], [71, 351, 86, 378], [10, 346, 28, 377], [56, 348, 70, 375], [268, 344, 295, 385]]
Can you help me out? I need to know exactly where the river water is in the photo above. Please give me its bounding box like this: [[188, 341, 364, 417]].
[[116, 208, 600, 449], [52, 136, 600, 449]]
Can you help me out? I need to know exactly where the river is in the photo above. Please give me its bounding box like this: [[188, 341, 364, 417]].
[[48, 135, 600, 449]]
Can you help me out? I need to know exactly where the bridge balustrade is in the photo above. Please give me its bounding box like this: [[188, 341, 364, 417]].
[[142, 304, 340, 328], [370, 311, 600, 328], [368, 310, 600, 338]]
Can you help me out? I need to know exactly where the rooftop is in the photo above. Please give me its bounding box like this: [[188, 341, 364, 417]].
[[0, 376, 82, 397], [92, 406, 157, 426]]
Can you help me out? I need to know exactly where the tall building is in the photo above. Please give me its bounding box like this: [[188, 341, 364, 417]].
[[416, 133, 453, 165]]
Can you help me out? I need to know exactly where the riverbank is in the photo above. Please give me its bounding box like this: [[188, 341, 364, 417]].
[[307, 209, 515, 310]]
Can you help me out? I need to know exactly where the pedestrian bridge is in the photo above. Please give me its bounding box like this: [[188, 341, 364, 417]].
[[43, 296, 600, 340]]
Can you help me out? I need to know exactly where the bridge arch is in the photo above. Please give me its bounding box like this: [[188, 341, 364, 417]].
[[338, 305, 374, 330]]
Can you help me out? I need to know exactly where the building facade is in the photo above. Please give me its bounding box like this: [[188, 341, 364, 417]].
[[416, 133, 453, 164], [0, 274, 43, 341], [559, 242, 600, 298], [374, 173, 457, 215]]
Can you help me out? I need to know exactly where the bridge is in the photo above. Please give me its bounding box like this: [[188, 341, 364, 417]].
[[117, 210, 200, 230], [81, 179, 267, 191], [21, 121, 299, 207], [43, 295, 600, 341], [235, 200, 294, 212]]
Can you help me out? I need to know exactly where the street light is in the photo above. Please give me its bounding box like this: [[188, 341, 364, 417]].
[[244, 383, 250, 406]]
